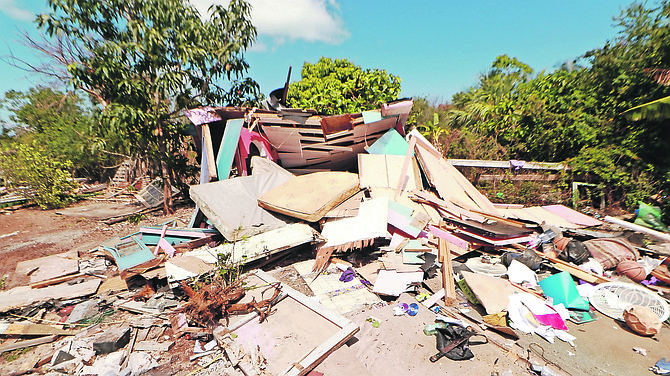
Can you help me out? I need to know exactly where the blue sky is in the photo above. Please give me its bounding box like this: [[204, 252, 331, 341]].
[[0, 0, 638, 104]]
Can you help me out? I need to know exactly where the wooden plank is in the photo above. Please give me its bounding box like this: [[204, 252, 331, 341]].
[[413, 136, 500, 215], [0, 322, 75, 336], [172, 234, 222, 251], [468, 208, 536, 229], [261, 126, 304, 152], [302, 143, 354, 152], [30, 273, 85, 289], [519, 206, 582, 229], [439, 222, 457, 306], [320, 114, 352, 136], [15, 250, 79, 286], [413, 141, 479, 212], [477, 174, 559, 182], [449, 159, 567, 170], [97, 276, 128, 294], [0, 335, 58, 353], [358, 154, 391, 188], [353, 117, 397, 139], [411, 189, 487, 223], [395, 136, 417, 200], [545, 255, 610, 285], [493, 203, 524, 209], [201, 124, 218, 181], [261, 123, 324, 137], [542, 204, 603, 227], [139, 226, 217, 238], [426, 225, 470, 252]]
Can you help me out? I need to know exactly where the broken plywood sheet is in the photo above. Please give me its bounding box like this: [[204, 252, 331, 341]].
[[15, 250, 79, 285], [387, 199, 432, 238], [229, 270, 359, 376], [379, 250, 423, 273], [413, 137, 500, 215], [258, 171, 360, 222], [293, 260, 382, 315], [358, 154, 422, 192], [189, 170, 292, 241], [177, 223, 318, 282], [0, 279, 101, 313], [372, 269, 424, 296], [504, 206, 582, 229], [461, 271, 517, 315], [323, 190, 365, 218], [165, 256, 216, 282], [97, 276, 128, 294], [541, 204, 603, 227], [320, 197, 389, 253]]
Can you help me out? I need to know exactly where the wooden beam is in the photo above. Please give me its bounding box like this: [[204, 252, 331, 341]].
[[394, 136, 417, 200], [0, 335, 58, 354], [545, 255, 610, 284], [201, 124, 218, 181], [30, 273, 84, 289], [449, 159, 567, 171], [439, 222, 457, 307], [477, 174, 560, 182]]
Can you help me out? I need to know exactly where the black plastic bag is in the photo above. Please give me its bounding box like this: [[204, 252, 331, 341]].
[[430, 325, 487, 362], [558, 240, 590, 265]]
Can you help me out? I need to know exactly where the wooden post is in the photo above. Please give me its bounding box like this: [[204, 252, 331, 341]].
[[438, 222, 458, 306], [201, 124, 218, 181], [394, 136, 417, 200]]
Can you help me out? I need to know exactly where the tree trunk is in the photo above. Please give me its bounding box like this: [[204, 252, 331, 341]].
[[158, 131, 175, 215]]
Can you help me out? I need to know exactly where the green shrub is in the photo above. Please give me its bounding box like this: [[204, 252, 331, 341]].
[[0, 142, 77, 209]]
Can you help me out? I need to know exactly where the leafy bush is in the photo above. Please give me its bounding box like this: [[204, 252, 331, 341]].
[[287, 57, 401, 115], [567, 146, 656, 209], [0, 142, 77, 209]]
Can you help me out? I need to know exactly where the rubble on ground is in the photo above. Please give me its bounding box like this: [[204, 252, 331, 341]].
[[1, 100, 670, 376]]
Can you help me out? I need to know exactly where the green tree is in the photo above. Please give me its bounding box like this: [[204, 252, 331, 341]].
[[0, 86, 117, 179], [447, 55, 534, 159], [287, 57, 401, 115], [35, 0, 259, 213], [573, 0, 670, 207], [0, 142, 77, 209]]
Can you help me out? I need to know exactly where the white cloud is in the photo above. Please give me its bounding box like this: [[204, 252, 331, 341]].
[[190, 0, 349, 45], [0, 0, 35, 22]]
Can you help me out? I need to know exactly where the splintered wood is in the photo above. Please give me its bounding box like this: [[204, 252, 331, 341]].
[[177, 277, 282, 327]]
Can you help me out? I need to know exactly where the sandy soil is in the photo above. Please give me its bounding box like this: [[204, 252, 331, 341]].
[[0, 201, 194, 289]]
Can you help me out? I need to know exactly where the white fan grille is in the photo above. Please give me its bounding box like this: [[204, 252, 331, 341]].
[[588, 282, 669, 322]]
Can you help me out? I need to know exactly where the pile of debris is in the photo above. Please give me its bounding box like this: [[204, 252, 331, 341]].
[[1, 99, 670, 376]]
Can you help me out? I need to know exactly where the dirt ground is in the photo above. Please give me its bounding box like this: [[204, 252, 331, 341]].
[[1, 201, 669, 376], [0, 201, 194, 290]]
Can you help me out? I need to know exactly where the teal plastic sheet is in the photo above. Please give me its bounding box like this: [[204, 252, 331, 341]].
[[538, 271, 590, 311], [366, 128, 409, 156]]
